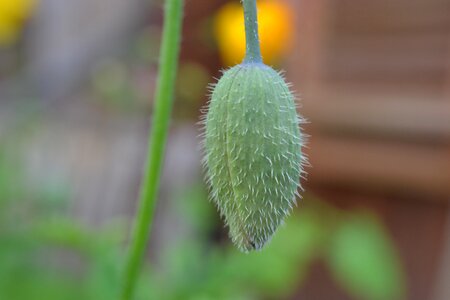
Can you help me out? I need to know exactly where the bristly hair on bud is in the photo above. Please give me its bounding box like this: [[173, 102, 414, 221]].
[[200, 0, 307, 252]]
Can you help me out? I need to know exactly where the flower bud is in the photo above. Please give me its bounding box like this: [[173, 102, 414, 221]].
[[203, 62, 306, 252]]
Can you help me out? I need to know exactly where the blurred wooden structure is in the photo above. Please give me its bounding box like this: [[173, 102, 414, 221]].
[[291, 0, 450, 198], [288, 0, 450, 299]]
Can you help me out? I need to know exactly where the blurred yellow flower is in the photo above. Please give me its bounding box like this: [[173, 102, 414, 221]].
[[0, 0, 36, 45], [214, 0, 294, 66]]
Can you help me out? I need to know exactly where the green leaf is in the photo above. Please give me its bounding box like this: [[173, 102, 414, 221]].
[[327, 212, 405, 300]]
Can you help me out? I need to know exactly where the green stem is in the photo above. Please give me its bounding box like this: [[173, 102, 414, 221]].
[[119, 0, 183, 299], [242, 0, 262, 63]]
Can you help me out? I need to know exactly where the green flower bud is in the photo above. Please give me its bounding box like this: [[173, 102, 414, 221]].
[[202, 62, 306, 252]]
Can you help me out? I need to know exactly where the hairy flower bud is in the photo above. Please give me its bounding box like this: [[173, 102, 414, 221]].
[[202, 62, 306, 252]]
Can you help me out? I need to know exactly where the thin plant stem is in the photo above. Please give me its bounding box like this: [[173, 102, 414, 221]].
[[242, 0, 262, 63], [119, 0, 183, 299]]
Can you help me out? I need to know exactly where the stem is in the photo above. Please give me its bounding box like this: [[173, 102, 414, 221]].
[[242, 0, 262, 63], [119, 0, 183, 299]]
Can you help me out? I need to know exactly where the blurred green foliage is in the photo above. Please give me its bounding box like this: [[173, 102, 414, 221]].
[[0, 143, 405, 300], [327, 213, 405, 300]]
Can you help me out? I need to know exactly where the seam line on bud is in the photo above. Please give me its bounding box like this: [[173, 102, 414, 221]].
[[223, 66, 255, 249]]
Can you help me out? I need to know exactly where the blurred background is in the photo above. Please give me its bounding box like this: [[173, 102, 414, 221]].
[[0, 0, 449, 299]]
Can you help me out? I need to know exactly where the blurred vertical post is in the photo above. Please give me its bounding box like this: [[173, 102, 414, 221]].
[[119, 0, 184, 299]]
